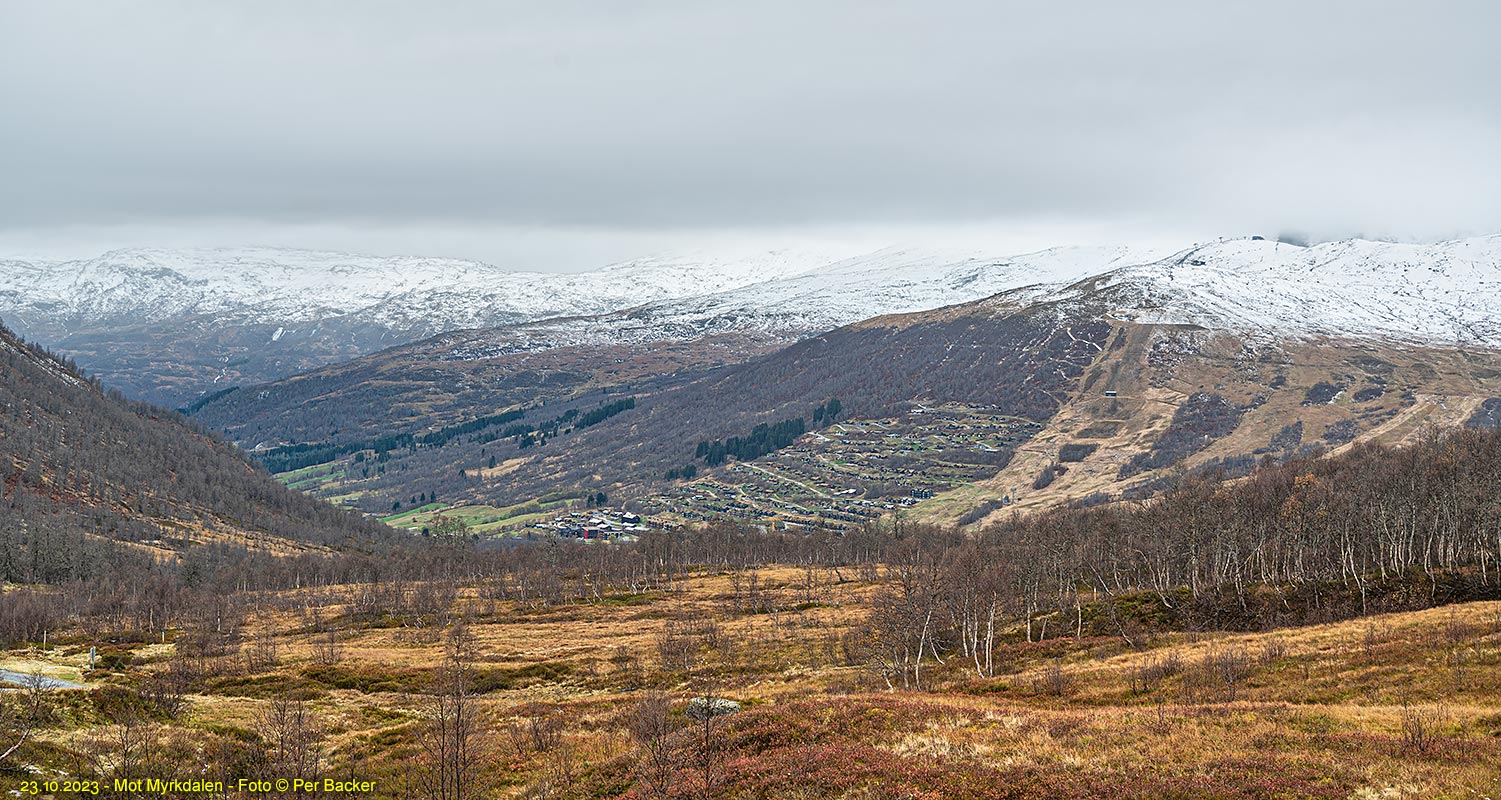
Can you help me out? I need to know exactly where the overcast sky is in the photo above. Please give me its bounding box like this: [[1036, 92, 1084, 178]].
[[2, 1, 1498, 269]]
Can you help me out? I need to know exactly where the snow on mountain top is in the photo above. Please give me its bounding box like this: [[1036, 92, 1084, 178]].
[[658, 242, 1173, 325], [1027, 236, 1501, 346], [0, 245, 862, 334], [431, 243, 1177, 359], [6, 235, 1500, 354]]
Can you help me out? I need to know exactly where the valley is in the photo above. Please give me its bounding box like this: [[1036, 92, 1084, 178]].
[[215, 298, 1109, 528]]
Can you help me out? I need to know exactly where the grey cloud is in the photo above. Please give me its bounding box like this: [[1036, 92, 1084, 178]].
[[2, 1, 1498, 262]]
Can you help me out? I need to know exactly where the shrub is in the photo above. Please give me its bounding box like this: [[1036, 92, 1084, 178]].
[[1057, 443, 1099, 462], [1302, 381, 1347, 406], [471, 661, 574, 693], [1032, 660, 1072, 697], [1399, 701, 1453, 755]]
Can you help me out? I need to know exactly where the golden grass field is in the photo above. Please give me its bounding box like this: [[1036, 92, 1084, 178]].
[[5, 567, 1500, 799]]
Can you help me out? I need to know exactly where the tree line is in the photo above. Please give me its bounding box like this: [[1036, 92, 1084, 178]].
[[693, 399, 841, 468]]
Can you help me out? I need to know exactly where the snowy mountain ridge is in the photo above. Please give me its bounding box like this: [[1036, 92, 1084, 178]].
[[15, 237, 1494, 354], [1010, 235, 1501, 347], [424, 243, 1171, 360], [418, 235, 1501, 364], [0, 245, 856, 337]]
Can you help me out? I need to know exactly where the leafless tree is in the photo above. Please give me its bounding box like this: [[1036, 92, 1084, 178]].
[[1399, 699, 1452, 755], [247, 629, 280, 672], [688, 682, 734, 800], [312, 627, 343, 667], [1198, 646, 1252, 703], [256, 697, 325, 792], [504, 704, 561, 758], [87, 704, 157, 781], [415, 624, 487, 800], [860, 551, 943, 690], [0, 669, 53, 765], [140, 658, 192, 720], [627, 692, 679, 800]]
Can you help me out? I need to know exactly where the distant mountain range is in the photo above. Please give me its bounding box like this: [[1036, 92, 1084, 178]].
[[416, 244, 1166, 361], [0, 245, 860, 405], [177, 243, 1172, 449], [384, 235, 1501, 377], [9, 236, 1499, 407], [7, 233, 1501, 530]]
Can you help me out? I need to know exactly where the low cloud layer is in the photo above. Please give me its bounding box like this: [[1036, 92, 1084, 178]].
[[2, 1, 1498, 266]]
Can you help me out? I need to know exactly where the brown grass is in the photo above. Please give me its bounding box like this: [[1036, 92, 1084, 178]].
[[9, 572, 1501, 798]]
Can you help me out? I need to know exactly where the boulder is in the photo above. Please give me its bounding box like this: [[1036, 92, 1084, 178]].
[[685, 696, 741, 721]]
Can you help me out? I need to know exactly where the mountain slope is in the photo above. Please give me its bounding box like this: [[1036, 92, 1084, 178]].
[[0, 246, 854, 405], [920, 324, 1501, 525], [0, 321, 393, 580], [0, 246, 855, 335]]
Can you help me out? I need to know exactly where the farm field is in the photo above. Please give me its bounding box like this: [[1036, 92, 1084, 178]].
[[379, 501, 571, 536], [275, 462, 347, 492]]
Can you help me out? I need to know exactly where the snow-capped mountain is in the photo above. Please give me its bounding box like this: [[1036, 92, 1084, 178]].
[[421, 233, 1501, 371], [6, 235, 1500, 409], [183, 242, 1177, 446], [421, 244, 1172, 360], [184, 233, 1501, 520], [0, 246, 853, 337], [1005, 236, 1501, 347]]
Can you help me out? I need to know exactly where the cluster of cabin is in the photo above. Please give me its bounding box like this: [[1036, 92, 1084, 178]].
[[639, 404, 1039, 528], [533, 509, 651, 540]]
